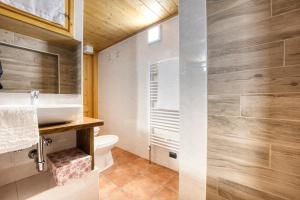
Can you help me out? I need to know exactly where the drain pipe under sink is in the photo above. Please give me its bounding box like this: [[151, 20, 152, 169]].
[[28, 136, 52, 172], [37, 136, 45, 171], [28, 90, 44, 172], [28, 90, 54, 172]]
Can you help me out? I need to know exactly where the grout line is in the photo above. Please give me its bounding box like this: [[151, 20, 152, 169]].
[[208, 11, 273, 35], [208, 92, 300, 96], [239, 95, 242, 117], [216, 177, 220, 197], [270, 142, 300, 149], [270, 0, 273, 16], [150, 173, 178, 197], [208, 63, 299, 77], [15, 181, 19, 200], [269, 144, 272, 168], [283, 40, 286, 66], [208, 114, 300, 123], [270, 5, 300, 18], [208, 40, 284, 58]]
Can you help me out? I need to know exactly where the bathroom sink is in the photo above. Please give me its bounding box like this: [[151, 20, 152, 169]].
[[37, 104, 82, 125]]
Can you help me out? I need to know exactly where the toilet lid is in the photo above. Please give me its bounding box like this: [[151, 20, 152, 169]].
[[94, 135, 119, 149]]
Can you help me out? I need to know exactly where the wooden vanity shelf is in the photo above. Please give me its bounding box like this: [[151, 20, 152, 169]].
[[39, 117, 104, 169]]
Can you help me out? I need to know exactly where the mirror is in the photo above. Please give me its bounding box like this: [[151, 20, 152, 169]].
[[0, 29, 81, 94]]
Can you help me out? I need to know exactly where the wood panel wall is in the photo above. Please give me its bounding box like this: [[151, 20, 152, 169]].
[[83, 54, 98, 118], [83, 54, 93, 117], [206, 0, 300, 199], [0, 43, 59, 93], [0, 28, 81, 94]]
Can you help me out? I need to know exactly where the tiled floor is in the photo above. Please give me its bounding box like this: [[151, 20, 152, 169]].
[[99, 147, 179, 200]]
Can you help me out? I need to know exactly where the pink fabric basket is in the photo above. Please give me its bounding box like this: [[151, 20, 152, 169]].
[[47, 148, 92, 186]]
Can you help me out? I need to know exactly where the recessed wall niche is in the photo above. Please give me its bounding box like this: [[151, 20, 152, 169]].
[[0, 28, 81, 94]]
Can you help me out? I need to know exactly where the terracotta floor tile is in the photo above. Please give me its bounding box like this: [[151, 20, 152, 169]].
[[105, 188, 133, 200], [99, 175, 118, 199], [164, 175, 179, 192], [112, 147, 125, 156], [130, 158, 151, 171], [141, 164, 177, 184], [105, 163, 140, 186], [151, 187, 178, 200], [101, 164, 118, 176], [122, 175, 163, 200], [101, 148, 178, 199], [113, 149, 140, 166]]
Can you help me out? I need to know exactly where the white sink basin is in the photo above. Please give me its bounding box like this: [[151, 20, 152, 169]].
[[37, 104, 82, 125]]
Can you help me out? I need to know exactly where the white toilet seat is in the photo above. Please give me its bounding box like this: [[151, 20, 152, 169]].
[[94, 135, 119, 150], [94, 135, 119, 172]]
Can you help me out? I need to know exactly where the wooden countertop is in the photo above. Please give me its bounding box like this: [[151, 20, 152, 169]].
[[39, 117, 104, 135]]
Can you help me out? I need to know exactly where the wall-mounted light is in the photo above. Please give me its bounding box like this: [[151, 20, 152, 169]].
[[148, 25, 161, 44]]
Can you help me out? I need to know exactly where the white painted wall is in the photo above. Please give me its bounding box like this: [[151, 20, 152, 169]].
[[179, 0, 207, 199], [98, 16, 179, 170]]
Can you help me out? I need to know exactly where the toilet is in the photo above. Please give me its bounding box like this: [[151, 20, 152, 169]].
[[94, 133, 119, 172]]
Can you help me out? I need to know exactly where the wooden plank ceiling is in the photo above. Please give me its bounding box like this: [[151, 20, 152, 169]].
[[84, 0, 178, 52]]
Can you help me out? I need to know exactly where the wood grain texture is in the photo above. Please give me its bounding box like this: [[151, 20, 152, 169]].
[[93, 55, 99, 118], [208, 95, 240, 116], [208, 115, 300, 146], [208, 135, 270, 167], [77, 127, 95, 169], [218, 178, 286, 200], [39, 117, 104, 135], [83, 54, 93, 117], [208, 9, 300, 51], [207, 0, 300, 199], [207, 0, 249, 16], [208, 160, 300, 200], [271, 145, 300, 176], [208, 0, 271, 35], [208, 65, 300, 95], [0, 28, 81, 94], [285, 37, 300, 66], [206, 176, 219, 200], [84, 0, 178, 51], [0, 29, 13, 43], [208, 41, 284, 74], [272, 0, 300, 16], [241, 94, 300, 120], [0, 43, 59, 93]]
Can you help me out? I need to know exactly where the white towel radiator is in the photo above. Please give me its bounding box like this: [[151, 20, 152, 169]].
[[149, 62, 180, 163]]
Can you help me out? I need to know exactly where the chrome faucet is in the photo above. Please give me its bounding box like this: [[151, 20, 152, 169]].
[[30, 90, 39, 105]]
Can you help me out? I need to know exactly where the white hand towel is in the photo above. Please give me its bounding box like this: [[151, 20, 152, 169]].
[[0, 105, 39, 154]]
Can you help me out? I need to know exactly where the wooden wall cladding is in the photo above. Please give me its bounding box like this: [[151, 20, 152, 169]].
[[0, 28, 80, 94], [207, 0, 300, 199], [0, 43, 58, 93]]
